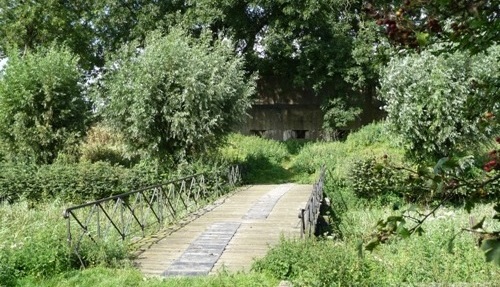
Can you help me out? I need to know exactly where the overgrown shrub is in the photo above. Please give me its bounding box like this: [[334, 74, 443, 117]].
[[0, 162, 167, 203], [220, 134, 291, 183], [92, 28, 255, 163], [0, 45, 90, 164], [0, 163, 37, 203], [290, 122, 405, 183], [349, 156, 409, 200], [379, 44, 500, 160], [79, 124, 138, 167]]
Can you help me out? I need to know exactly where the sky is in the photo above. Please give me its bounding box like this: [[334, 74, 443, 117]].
[[0, 57, 6, 72]]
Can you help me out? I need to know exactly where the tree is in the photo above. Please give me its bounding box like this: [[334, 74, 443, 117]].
[[191, 0, 360, 91], [92, 28, 255, 163], [379, 45, 499, 160], [179, 0, 378, 132], [0, 45, 90, 164], [363, 0, 499, 53], [0, 0, 98, 68], [0, 0, 190, 69]]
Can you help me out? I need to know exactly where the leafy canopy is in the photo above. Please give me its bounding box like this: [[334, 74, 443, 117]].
[[379, 44, 500, 160], [0, 45, 89, 164], [93, 28, 255, 163]]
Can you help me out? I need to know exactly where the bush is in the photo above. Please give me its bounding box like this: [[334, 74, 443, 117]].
[[290, 122, 405, 183], [0, 162, 167, 203], [0, 45, 90, 164], [379, 45, 500, 160], [79, 124, 138, 167], [92, 28, 255, 163], [220, 134, 291, 183], [0, 163, 37, 203], [348, 156, 409, 200]]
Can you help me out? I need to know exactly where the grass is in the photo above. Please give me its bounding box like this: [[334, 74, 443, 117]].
[[5, 191, 498, 286], [253, 196, 500, 286], [219, 133, 294, 183], [17, 267, 278, 287], [2, 123, 499, 286]]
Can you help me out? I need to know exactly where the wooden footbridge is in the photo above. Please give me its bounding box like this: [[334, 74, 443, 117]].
[[63, 166, 325, 277]]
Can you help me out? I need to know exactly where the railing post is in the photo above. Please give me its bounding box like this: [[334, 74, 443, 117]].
[[62, 166, 241, 258], [299, 208, 305, 238]]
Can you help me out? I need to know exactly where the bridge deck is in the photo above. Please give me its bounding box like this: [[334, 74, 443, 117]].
[[134, 184, 312, 276]]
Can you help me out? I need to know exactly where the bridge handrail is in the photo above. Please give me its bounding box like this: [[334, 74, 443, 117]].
[[299, 166, 325, 238], [63, 165, 241, 266], [63, 173, 205, 215]]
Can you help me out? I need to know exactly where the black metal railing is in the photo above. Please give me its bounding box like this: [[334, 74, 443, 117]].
[[299, 166, 325, 238], [63, 165, 241, 262]]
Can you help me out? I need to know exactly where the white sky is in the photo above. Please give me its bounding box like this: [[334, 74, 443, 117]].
[[0, 58, 7, 72]]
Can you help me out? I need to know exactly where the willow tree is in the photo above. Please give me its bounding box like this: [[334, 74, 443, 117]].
[[92, 28, 255, 163]]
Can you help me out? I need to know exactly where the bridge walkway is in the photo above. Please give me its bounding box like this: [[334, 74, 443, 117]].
[[134, 183, 312, 276]]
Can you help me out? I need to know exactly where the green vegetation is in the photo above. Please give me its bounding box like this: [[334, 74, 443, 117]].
[[0, 45, 89, 164], [17, 267, 278, 287], [92, 28, 255, 164], [0, 0, 499, 285], [379, 44, 500, 160], [0, 162, 165, 203], [290, 122, 404, 183], [220, 134, 291, 184], [253, 203, 500, 286], [1, 125, 499, 286]]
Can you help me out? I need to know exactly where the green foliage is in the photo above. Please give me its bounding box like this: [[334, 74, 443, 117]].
[[79, 124, 138, 167], [93, 28, 255, 163], [363, 151, 500, 263], [379, 45, 500, 160], [349, 156, 409, 200], [221, 134, 289, 165], [0, 45, 90, 164], [0, 202, 130, 286], [18, 266, 278, 287], [253, 238, 372, 286], [220, 134, 291, 184], [252, 201, 500, 286], [345, 20, 392, 90], [0, 0, 98, 68], [0, 162, 165, 203], [321, 98, 362, 130], [290, 122, 405, 183], [366, 0, 499, 53], [0, 202, 72, 285]]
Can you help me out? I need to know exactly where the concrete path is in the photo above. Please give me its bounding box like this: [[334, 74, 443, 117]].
[[134, 184, 312, 276]]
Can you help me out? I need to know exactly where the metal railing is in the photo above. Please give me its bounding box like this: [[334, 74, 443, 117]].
[[299, 166, 325, 238], [63, 165, 241, 263]]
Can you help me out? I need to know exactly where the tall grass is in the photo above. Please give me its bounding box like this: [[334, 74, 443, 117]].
[[18, 267, 278, 287], [220, 134, 292, 183], [0, 201, 129, 287], [253, 202, 500, 286], [290, 122, 405, 183]]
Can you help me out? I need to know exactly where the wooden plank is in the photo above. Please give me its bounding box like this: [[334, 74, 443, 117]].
[[134, 184, 312, 277]]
